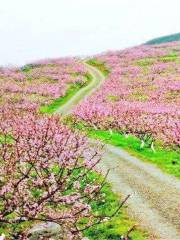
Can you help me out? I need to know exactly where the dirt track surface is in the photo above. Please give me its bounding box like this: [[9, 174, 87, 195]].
[[100, 145, 180, 239]]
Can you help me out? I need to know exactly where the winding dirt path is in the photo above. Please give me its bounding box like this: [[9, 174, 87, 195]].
[[57, 62, 180, 239], [56, 63, 104, 116]]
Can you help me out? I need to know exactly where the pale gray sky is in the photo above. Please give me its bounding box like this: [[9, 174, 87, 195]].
[[0, 0, 179, 66]]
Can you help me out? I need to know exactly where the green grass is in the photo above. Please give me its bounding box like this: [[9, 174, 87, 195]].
[[135, 52, 178, 66], [88, 129, 180, 178], [0, 134, 15, 144], [159, 52, 178, 62], [87, 59, 110, 77], [40, 83, 82, 113], [66, 119, 180, 178], [136, 58, 155, 66], [40, 74, 92, 114]]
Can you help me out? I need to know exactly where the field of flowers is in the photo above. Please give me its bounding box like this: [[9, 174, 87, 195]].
[[0, 58, 88, 114], [1, 41, 179, 239], [74, 42, 180, 150]]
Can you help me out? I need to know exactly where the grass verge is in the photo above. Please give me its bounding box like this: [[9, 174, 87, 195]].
[[72, 120, 180, 178], [90, 129, 179, 178]]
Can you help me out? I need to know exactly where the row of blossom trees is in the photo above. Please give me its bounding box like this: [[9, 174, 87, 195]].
[[0, 58, 88, 110], [74, 42, 180, 149]]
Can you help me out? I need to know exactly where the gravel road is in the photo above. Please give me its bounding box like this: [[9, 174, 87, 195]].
[[100, 145, 180, 239]]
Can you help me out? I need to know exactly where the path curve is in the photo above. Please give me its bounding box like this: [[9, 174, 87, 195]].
[[57, 62, 180, 239], [56, 62, 104, 116]]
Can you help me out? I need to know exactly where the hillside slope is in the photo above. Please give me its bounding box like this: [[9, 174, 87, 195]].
[[55, 62, 180, 240]]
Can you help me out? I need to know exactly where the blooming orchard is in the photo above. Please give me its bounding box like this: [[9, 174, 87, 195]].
[[0, 59, 116, 239], [1, 40, 179, 239], [0, 58, 88, 112], [74, 42, 180, 148]]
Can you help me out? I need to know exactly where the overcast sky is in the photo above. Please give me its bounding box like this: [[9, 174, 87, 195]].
[[0, 0, 179, 66]]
